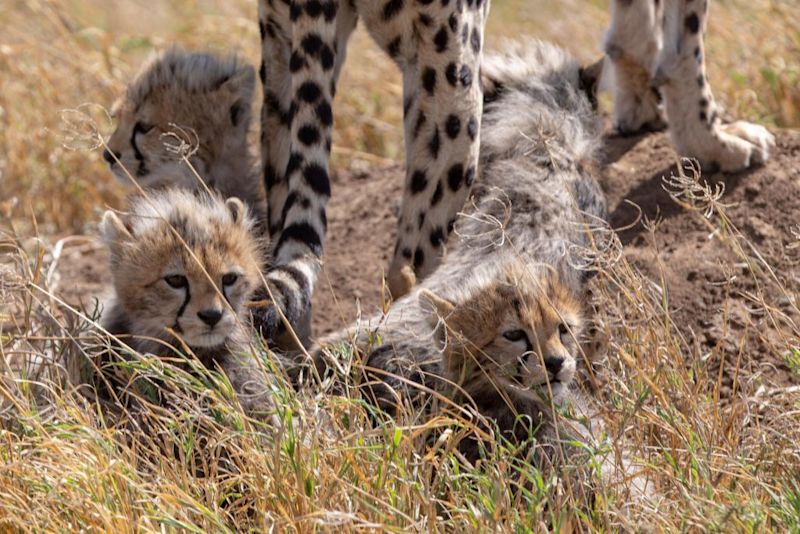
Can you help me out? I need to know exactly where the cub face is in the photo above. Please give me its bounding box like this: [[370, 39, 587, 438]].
[[104, 48, 254, 189], [422, 264, 582, 402], [102, 190, 262, 350]]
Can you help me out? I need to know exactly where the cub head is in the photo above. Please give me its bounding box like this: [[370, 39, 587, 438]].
[[421, 263, 583, 403], [101, 189, 262, 351], [105, 48, 255, 189]]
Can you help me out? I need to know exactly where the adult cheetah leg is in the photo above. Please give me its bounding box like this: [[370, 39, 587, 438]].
[[387, 3, 488, 299], [259, 1, 293, 243], [657, 0, 774, 171], [254, 1, 349, 348], [604, 0, 667, 135]]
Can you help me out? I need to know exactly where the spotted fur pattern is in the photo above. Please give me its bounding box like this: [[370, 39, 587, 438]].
[[311, 40, 608, 460], [105, 49, 266, 223], [605, 0, 775, 171], [100, 189, 273, 415], [256, 0, 489, 346]]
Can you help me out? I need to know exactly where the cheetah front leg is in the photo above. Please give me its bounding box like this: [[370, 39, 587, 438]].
[[386, 3, 488, 298], [657, 0, 774, 171], [255, 0, 354, 348], [604, 0, 667, 135]]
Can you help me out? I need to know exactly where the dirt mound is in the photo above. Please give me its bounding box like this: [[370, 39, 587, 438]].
[[52, 130, 800, 397]]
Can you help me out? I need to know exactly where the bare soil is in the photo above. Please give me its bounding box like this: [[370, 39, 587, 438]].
[[53, 129, 800, 396]]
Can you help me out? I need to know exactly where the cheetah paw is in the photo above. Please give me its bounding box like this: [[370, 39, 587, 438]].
[[387, 264, 417, 300], [705, 121, 776, 172]]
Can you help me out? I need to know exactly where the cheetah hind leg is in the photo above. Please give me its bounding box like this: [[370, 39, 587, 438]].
[[605, 0, 667, 136], [658, 0, 774, 172]]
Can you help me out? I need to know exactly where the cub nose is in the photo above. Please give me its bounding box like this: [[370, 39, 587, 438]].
[[544, 356, 564, 375], [197, 309, 223, 327], [103, 148, 121, 165]]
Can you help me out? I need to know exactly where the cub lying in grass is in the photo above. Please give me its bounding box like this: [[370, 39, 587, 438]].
[[310, 39, 608, 463]]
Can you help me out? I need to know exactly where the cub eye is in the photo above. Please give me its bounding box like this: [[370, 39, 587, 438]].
[[164, 274, 188, 288], [222, 273, 239, 286], [135, 121, 154, 134], [558, 323, 571, 343], [502, 329, 527, 342]]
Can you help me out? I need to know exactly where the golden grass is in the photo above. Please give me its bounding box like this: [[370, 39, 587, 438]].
[[1, 0, 800, 530], [2, 162, 800, 530]]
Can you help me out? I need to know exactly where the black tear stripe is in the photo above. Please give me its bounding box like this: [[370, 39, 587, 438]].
[[173, 284, 191, 333], [131, 122, 149, 176]]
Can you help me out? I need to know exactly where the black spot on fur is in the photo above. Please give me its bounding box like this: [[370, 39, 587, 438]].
[[470, 27, 481, 54], [322, 0, 338, 21], [286, 152, 304, 177], [302, 34, 324, 56], [414, 111, 427, 137], [298, 81, 322, 103], [699, 110, 707, 123], [402, 248, 412, 260], [387, 37, 402, 58], [383, 0, 404, 20], [320, 45, 335, 70], [447, 218, 456, 234], [418, 212, 425, 230], [461, 24, 469, 45], [265, 163, 278, 189], [430, 227, 444, 247], [699, 97, 708, 109], [414, 247, 425, 269], [434, 26, 449, 53], [464, 165, 475, 186], [445, 115, 461, 139], [459, 64, 472, 87], [422, 67, 437, 94], [445, 63, 458, 86], [305, 0, 323, 16], [418, 13, 433, 27], [467, 115, 478, 140], [277, 222, 323, 257], [448, 164, 464, 191], [298, 124, 321, 145], [259, 20, 266, 39], [304, 163, 331, 196], [259, 62, 266, 83], [410, 170, 428, 193], [431, 181, 443, 206], [316, 100, 333, 126], [290, 51, 306, 72], [448, 13, 458, 32], [429, 128, 441, 159], [685, 13, 700, 34], [697, 74, 705, 87], [290, 2, 302, 21]]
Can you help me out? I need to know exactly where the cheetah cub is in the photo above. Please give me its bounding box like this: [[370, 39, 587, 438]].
[[100, 189, 273, 415], [420, 262, 589, 461], [310, 39, 607, 460], [104, 48, 265, 223]]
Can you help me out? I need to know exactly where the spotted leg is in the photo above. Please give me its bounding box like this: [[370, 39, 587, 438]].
[[656, 0, 774, 171], [255, 0, 354, 348], [604, 0, 667, 135], [372, 0, 488, 298]]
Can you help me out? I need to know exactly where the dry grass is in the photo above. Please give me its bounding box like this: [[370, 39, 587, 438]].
[[1, 0, 800, 531], [2, 162, 800, 530], [1, 0, 798, 235]]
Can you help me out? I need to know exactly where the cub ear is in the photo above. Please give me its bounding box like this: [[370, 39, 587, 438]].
[[419, 289, 455, 327], [225, 197, 248, 225], [100, 210, 133, 246], [578, 56, 604, 110], [220, 64, 255, 127]]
